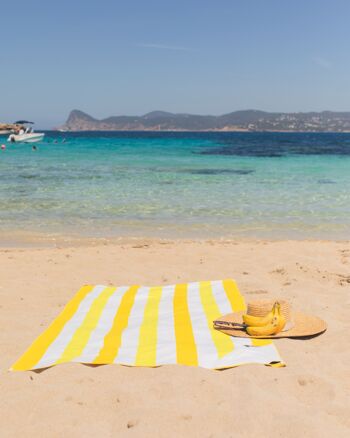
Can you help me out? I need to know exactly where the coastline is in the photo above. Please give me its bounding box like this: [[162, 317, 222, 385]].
[[1, 238, 349, 436], [53, 129, 350, 133], [59, 109, 350, 132], [1, 230, 350, 248]]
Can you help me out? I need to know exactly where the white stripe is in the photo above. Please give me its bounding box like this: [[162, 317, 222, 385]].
[[211, 280, 237, 315], [213, 343, 282, 369], [155, 284, 177, 365], [36, 285, 106, 369], [114, 287, 150, 365], [74, 286, 130, 363], [187, 282, 218, 368]]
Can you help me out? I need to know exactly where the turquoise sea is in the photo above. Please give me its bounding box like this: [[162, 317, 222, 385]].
[[1, 131, 350, 240]]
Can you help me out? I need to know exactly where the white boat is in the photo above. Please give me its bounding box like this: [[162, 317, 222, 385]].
[[8, 127, 45, 143]]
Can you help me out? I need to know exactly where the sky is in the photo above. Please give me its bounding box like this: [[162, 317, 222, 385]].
[[1, 0, 350, 128]]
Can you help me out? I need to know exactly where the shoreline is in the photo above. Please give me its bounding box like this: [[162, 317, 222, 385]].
[[1, 230, 350, 249], [51, 129, 350, 133]]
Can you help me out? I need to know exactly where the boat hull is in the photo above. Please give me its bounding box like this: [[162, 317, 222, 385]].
[[7, 133, 45, 143]]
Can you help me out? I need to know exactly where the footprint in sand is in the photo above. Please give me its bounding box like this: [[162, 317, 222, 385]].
[[336, 274, 350, 286], [295, 263, 309, 273], [270, 267, 287, 275], [245, 290, 268, 295], [295, 375, 335, 405], [127, 420, 138, 429], [339, 249, 350, 265], [321, 271, 350, 286]]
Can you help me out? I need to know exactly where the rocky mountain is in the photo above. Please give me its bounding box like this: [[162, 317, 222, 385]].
[[59, 109, 350, 132]]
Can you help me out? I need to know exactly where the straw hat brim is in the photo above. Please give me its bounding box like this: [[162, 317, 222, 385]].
[[214, 311, 327, 339]]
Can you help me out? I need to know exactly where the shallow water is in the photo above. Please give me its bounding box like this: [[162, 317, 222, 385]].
[[0, 131, 349, 239]]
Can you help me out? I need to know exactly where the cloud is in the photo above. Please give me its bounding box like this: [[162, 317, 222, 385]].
[[135, 43, 192, 51], [313, 56, 332, 70]]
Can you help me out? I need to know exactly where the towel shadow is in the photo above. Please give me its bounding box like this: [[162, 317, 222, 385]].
[[32, 366, 51, 374], [286, 330, 327, 340], [82, 363, 107, 369], [30, 363, 108, 374]]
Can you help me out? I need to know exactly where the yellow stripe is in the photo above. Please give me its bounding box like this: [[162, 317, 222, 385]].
[[93, 285, 139, 364], [11, 285, 94, 371], [173, 283, 198, 366], [199, 281, 234, 358], [56, 286, 118, 364], [268, 362, 285, 368], [135, 286, 163, 366], [251, 338, 272, 347], [222, 279, 246, 312]]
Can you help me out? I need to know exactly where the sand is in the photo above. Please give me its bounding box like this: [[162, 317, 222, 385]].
[[1, 239, 350, 437]]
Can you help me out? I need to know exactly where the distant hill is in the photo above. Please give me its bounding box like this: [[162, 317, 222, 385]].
[[58, 109, 350, 132]]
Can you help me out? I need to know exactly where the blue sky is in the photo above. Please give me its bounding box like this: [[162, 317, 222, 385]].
[[1, 0, 350, 127]]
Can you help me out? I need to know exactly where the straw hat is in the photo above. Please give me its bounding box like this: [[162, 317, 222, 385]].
[[214, 299, 327, 339]]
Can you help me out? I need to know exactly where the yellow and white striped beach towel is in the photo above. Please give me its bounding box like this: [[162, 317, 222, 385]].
[[11, 279, 283, 371]]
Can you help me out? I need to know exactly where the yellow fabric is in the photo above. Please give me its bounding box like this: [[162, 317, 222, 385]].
[[93, 285, 139, 364], [199, 281, 234, 358], [222, 279, 246, 312], [11, 279, 284, 371], [173, 283, 198, 366], [135, 286, 163, 366], [56, 286, 117, 364]]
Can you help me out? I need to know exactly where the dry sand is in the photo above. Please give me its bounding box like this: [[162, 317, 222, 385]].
[[1, 239, 350, 437]]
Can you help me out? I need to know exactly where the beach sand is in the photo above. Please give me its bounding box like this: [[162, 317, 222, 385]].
[[1, 239, 350, 437]]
